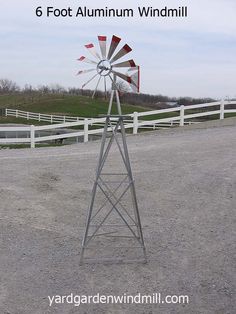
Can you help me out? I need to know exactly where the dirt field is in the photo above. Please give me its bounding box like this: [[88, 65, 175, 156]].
[[0, 119, 235, 314]]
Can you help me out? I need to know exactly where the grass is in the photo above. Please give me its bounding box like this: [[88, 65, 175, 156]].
[[0, 94, 147, 116], [225, 113, 236, 118], [0, 116, 47, 125]]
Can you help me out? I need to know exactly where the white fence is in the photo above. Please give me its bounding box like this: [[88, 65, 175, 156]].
[[5, 109, 85, 123], [1, 100, 236, 148]]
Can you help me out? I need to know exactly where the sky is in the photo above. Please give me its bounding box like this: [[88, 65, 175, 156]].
[[0, 0, 236, 98]]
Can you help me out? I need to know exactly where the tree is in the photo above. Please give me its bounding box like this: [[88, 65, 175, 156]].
[[23, 84, 33, 93], [37, 85, 50, 94], [50, 83, 66, 94], [0, 78, 20, 94]]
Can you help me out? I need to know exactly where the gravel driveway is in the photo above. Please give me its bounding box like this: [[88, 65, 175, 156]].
[[0, 119, 235, 314]]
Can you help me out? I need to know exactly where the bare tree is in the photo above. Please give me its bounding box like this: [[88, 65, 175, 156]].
[[37, 85, 50, 94], [50, 83, 66, 94], [23, 84, 33, 93], [0, 78, 20, 94]]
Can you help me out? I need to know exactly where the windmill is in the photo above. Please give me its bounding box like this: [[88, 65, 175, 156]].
[[77, 35, 146, 264]]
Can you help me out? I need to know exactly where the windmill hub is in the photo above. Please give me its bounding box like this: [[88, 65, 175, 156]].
[[97, 59, 112, 76]]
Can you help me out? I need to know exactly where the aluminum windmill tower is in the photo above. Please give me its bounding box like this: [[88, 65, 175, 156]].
[[77, 35, 146, 264]]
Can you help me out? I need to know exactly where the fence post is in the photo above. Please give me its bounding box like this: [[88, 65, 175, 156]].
[[180, 105, 185, 126], [27, 112, 29, 120], [16, 109, 18, 118], [220, 99, 225, 120], [5, 108, 7, 117], [30, 125, 35, 148], [133, 112, 138, 134], [51, 115, 53, 123], [38, 113, 41, 122], [84, 118, 89, 143], [64, 116, 66, 123]]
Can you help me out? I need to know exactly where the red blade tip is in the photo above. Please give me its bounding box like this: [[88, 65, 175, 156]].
[[112, 35, 121, 43], [129, 60, 136, 67], [85, 44, 94, 48], [123, 44, 132, 53], [98, 36, 106, 41]]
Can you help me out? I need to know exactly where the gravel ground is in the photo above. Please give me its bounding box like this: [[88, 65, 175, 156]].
[[0, 119, 236, 314]]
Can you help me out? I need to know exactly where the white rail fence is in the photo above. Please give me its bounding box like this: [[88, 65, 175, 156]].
[[1, 100, 236, 148], [5, 109, 86, 123]]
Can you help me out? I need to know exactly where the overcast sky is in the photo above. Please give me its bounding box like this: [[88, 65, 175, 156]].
[[0, 0, 235, 98]]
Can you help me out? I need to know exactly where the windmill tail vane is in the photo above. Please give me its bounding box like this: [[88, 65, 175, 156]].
[[77, 35, 140, 95]]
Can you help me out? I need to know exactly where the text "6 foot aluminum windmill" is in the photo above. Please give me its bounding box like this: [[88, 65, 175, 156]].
[[77, 35, 146, 264]]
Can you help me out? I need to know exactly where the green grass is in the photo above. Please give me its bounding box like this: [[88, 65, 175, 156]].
[[225, 113, 236, 118], [0, 93, 182, 125], [0, 116, 47, 125], [0, 94, 148, 116]]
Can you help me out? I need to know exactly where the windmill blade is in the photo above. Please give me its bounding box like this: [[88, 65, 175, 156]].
[[85, 43, 101, 60], [82, 73, 99, 89], [77, 68, 96, 75], [107, 35, 121, 60], [104, 77, 107, 99], [110, 44, 132, 63], [111, 70, 132, 84], [98, 36, 107, 59], [92, 76, 102, 98], [77, 56, 97, 65], [112, 59, 136, 68]]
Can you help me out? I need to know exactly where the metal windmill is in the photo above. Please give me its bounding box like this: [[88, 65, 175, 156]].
[[77, 35, 146, 264]]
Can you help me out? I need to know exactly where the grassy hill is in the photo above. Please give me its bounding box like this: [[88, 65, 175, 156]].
[[0, 94, 149, 115], [0, 93, 180, 124]]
